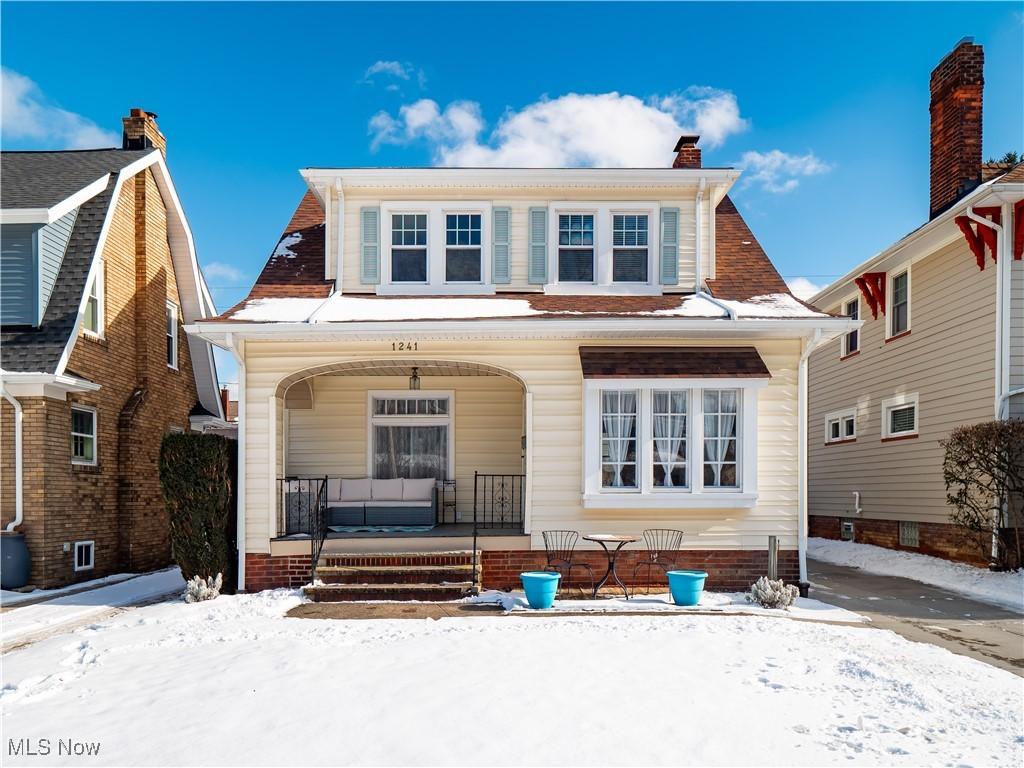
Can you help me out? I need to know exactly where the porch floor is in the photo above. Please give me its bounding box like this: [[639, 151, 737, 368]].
[[274, 523, 522, 542]]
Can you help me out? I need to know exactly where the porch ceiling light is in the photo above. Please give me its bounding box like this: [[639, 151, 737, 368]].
[[409, 366, 421, 390]]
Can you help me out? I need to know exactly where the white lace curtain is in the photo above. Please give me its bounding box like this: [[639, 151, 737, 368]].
[[704, 390, 738, 487], [653, 391, 687, 487], [601, 391, 637, 487], [374, 425, 448, 480]]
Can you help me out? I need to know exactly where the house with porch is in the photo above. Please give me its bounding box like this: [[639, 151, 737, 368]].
[[189, 136, 854, 599]]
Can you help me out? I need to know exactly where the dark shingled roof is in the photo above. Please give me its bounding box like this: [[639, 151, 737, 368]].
[[579, 346, 771, 378], [0, 149, 152, 210], [707, 196, 790, 301]]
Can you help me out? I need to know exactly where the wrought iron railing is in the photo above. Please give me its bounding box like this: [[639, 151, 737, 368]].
[[472, 472, 526, 592], [277, 477, 328, 584]]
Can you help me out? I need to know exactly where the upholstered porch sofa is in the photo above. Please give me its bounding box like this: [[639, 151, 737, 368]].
[[325, 478, 437, 527]]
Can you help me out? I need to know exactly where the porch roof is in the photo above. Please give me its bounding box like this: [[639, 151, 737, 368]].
[[578, 346, 771, 379]]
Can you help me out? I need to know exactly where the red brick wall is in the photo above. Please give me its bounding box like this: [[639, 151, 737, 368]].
[[245, 553, 313, 591], [809, 514, 989, 566], [1, 169, 201, 588], [929, 40, 983, 218]]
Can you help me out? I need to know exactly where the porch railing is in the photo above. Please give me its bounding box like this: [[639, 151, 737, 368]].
[[472, 472, 526, 593], [277, 477, 328, 584]]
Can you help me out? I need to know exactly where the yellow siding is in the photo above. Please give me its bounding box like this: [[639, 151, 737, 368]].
[[808, 236, 997, 525], [240, 337, 800, 553], [337, 188, 706, 294]]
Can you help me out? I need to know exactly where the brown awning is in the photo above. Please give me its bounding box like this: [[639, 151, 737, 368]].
[[579, 346, 771, 379]]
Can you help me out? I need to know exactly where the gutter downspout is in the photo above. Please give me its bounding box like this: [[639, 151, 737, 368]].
[[693, 177, 736, 320], [227, 334, 247, 591], [1, 382, 24, 531], [798, 329, 824, 593]]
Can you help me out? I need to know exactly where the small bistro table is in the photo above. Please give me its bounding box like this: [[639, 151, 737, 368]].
[[583, 534, 639, 599]]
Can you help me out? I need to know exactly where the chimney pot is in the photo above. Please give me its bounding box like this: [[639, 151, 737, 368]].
[[672, 135, 702, 169], [122, 107, 167, 158]]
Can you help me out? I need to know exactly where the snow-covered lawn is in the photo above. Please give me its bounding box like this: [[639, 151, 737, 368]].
[[809, 537, 1024, 613], [2, 589, 1020, 767]]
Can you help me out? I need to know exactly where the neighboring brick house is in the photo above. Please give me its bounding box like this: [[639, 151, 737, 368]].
[[808, 40, 1023, 564], [1, 109, 226, 588]]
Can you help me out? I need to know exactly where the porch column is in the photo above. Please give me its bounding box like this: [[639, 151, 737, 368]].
[[523, 391, 533, 534]]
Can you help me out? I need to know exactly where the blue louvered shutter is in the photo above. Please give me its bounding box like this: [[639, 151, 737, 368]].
[[660, 207, 680, 285], [360, 207, 380, 285], [492, 207, 511, 284], [528, 207, 547, 284]]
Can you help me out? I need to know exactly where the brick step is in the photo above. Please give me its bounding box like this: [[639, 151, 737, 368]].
[[304, 582, 474, 602], [318, 551, 475, 569], [317, 564, 477, 585]]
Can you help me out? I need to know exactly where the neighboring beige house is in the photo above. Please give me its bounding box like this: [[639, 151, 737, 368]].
[[189, 136, 852, 599], [808, 40, 1024, 564]]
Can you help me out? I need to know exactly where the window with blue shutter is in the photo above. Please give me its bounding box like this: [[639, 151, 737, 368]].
[[492, 207, 511, 284], [360, 207, 381, 284], [528, 207, 547, 284], [660, 207, 679, 285]]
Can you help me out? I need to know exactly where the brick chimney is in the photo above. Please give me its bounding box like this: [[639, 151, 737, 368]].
[[929, 39, 983, 218], [122, 108, 167, 157], [673, 135, 701, 168]]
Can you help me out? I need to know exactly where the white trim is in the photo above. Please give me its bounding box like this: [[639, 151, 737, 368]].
[[840, 293, 860, 357], [365, 390, 455, 480], [825, 407, 857, 443], [73, 540, 95, 572], [523, 391, 533, 535], [166, 300, 179, 369], [268, 393, 277, 539], [378, 202, 494, 294], [82, 258, 105, 339], [582, 377, 762, 504], [0, 371, 100, 400], [227, 335, 246, 589], [334, 183, 345, 293], [881, 392, 919, 438], [886, 264, 911, 339], [0, 174, 110, 224], [70, 404, 98, 466]]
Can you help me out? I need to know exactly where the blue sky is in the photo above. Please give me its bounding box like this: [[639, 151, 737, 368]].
[[3, 2, 1022, 386]]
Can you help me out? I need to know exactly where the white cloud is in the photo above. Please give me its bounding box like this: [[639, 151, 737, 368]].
[[202, 262, 246, 282], [787, 277, 824, 301], [362, 60, 426, 89], [368, 88, 748, 167], [1, 68, 119, 149], [738, 149, 832, 193]]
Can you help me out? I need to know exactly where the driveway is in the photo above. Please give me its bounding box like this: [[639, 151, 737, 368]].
[[808, 558, 1024, 676]]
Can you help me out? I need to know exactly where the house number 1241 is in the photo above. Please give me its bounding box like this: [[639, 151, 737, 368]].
[[392, 341, 418, 351]]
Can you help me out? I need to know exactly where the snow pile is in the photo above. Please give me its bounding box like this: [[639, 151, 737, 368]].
[[229, 297, 323, 322], [655, 292, 826, 319], [1, 588, 1020, 766], [809, 538, 1024, 613], [469, 589, 866, 623], [1, 573, 139, 607], [315, 294, 544, 322], [271, 232, 302, 259]]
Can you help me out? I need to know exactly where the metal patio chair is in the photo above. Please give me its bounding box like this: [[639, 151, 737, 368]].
[[542, 530, 595, 596], [632, 528, 685, 594]]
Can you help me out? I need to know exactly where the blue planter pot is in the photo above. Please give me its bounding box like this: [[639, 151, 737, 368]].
[[666, 570, 708, 606], [520, 571, 561, 609]]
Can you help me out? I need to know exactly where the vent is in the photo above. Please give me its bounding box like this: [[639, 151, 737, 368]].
[[899, 521, 920, 548], [841, 519, 855, 541]]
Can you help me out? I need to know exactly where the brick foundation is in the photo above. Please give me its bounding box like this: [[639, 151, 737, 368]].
[[244, 550, 798, 592], [809, 515, 991, 566]]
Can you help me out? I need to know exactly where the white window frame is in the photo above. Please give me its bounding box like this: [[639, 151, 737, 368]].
[[611, 211, 652, 284], [825, 407, 857, 443], [555, 211, 598, 285], [366, 390, 455, 480], [443, 211, 485, 285], [886, 265, 911, 339], [166, 301, 178, 370], [582, 377, 764, 509], [841, 295, 859, 357], [881, 392, 919, 439], [82, 260, 105, 338], [73, 540, 95, 572], [387, 210, 430, 285], [546, 202, 661, 295], [378, 202, 494, 294], [70, 405, 97, 466]]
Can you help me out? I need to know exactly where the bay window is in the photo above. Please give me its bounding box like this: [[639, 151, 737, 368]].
[[584, 378, 762, 507]]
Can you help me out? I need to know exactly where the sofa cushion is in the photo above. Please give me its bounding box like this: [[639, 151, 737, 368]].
[[340, 478, 372, 502], [328, 500, 366, 508], [366, 500, 432, 508], [371, 478, 404, 501], [403, 478, 436, 501], [326, 478, 343, 502]]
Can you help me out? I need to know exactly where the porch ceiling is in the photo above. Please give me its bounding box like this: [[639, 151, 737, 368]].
[[278, 359, 516, 398]]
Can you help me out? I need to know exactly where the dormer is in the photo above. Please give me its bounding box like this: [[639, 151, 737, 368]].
[[301, 137, 739, 298]]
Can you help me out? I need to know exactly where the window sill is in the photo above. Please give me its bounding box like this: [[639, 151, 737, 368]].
[[583, 492, 757, 510], [839, 350, 860, 361], [82, 331, 106, 344], [881, 433, 918, 443], [71, 462, 101, 472], [885, 330, 912, 344], [825, 438, 857, 446]]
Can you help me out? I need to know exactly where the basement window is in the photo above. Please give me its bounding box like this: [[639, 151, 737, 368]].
[[899, 521, 919, 548], [840, 519, 855, 541], [74, 540, 95, 572]]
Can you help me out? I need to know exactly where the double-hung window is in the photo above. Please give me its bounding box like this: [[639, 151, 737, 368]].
[[445, 214, 482, 282], [890, 270, 909, 337], [612, 214, 649, 283], [558, 214, 595, 282], [71, 406, 97, 465], [391, 214, 428, 283], [843, 298, 859, 356]]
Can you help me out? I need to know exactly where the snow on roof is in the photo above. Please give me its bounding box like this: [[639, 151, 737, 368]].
[[272, 232, 303, 259], [224, 292, 828, 324]]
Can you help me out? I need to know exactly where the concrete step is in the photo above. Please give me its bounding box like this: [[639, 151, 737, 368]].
[[317, 564, 477, 585], [318, 551, 475, 569], [304, 582, 474, 602]]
